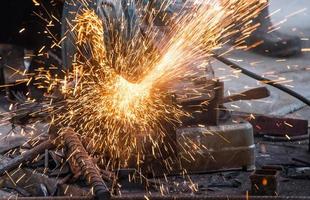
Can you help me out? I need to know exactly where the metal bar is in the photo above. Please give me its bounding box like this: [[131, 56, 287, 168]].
[[223, 87, 270, 103], [62, 128, 110, 200], [0, 139, 55, 176], [232, 112, 308, 137]]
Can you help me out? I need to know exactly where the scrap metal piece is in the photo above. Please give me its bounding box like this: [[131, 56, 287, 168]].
[[234, 113, 308, 137], [0, 139, 56, 176], [62, 128, 111, 200], [0, 168, 90, 197], [250, 169, 280, 196], [2, 179, 31, 197]]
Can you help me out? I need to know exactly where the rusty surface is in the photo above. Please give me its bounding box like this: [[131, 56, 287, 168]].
[[62, 128, 111, 200], [237, 114, 309, 137], [0, 139, 56, 176]]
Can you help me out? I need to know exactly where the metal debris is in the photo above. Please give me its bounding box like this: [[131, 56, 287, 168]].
[[62, 128, 111, 200], [0, 139, 56, 175]]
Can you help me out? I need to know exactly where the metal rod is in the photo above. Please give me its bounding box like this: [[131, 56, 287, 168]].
[[62, 128, 111, 200], [213, 54, 310, 106], [0, 139, 55, 176]]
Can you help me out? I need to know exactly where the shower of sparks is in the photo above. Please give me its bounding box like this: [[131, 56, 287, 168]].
[[3, 0, 267, 174], [53, 9, 186, 169], [45, 0, 266, 170]]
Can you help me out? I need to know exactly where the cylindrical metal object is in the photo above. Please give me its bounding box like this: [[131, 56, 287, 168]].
[[62, 128, 110, 200]]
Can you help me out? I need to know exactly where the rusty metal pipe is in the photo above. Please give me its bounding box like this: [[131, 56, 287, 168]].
[[62, 128, 110, 200]]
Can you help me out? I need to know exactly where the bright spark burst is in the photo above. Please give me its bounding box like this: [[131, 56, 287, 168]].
[[50, 0, 266, 170], [8, 0, 266, 172]]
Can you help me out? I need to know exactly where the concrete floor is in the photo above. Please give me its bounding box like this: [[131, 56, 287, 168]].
[[270, 0, 310, 37], [215, 0, 310, 118]]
